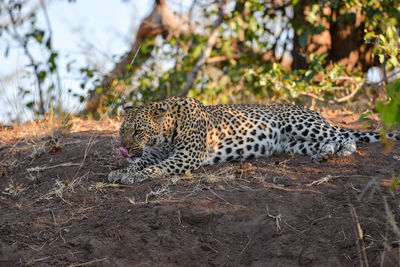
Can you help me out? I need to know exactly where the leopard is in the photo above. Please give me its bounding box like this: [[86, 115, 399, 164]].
[[108, 96, 399, 184]]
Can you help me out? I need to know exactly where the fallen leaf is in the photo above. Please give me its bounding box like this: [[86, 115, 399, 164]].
[[235, 162, 255, 173], [183, 170, 194, 179], [49, 145, 63, 153], [0, 165, 9, 176]]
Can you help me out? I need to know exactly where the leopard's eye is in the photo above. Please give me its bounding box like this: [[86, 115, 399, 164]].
[[133, 129, 143, 135]]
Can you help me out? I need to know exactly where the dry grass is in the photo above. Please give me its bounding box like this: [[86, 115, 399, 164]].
[[0, 112, 122, 206], [0, 113, 121, 179], [39, 173, 87, 203], [2, 177, 26, 197], [0, 113, 120, 145]]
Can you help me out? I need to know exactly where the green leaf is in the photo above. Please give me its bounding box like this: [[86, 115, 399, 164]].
[[382, 101, 398, 126], [386, 26, 394, 40], [45, 37, 52, 49], [34, 29, 45, 44], [388, 79, 400, 97], [298, 31, 309, 47], [378, 54, 385, 64], [389, 176, 400, 193], [26, 101, 35, 109], [364, 31, 375, 42], [48, 52, 58, 73], [304, 69, 316, 83], [37, 71, 47, 83], [359, 112, 372, 122], [249, 16, 258, 32]]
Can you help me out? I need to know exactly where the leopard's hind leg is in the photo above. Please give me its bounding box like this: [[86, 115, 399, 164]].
[[286, 140, 316, 156], [310, 135, 357, 162], [285, 119, 361, 162], [336, 138, 357, 157], [286, 129, 357, 162]]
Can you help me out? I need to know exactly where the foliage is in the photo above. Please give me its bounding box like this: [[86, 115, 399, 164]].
[[374, 79, 400, 192], [89, 0, 397, 113], [368, 0, 400, 137], [1, 0, 400, 119], [376, 80, 400, 130], [367, 2, 400, 191]]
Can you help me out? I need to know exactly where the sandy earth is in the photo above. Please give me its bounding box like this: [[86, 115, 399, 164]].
[[0, 113, 399, 266]]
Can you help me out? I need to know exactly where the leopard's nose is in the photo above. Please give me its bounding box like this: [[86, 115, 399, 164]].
[[120, 139, 129, 148]]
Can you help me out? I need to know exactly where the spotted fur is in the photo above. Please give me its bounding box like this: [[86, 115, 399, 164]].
[[108, 97, 398, 184]]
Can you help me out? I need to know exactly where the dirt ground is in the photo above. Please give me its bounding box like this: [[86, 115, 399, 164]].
[[1, 112, 400, 267]]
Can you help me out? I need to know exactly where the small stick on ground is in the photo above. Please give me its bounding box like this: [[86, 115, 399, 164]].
[[49, 209, 66, 244], [71, 132, 98, 181], [206, 186, 231, 205], [27, 162, 81, 172], [266, 205, 282, 231], [383, 196, 400, 242], [306, 175, 333, 186], [239, 236, 251, 255], [30, 251, 83, 263], [349, 204, 369, 267], [68, 257, 108, 267]]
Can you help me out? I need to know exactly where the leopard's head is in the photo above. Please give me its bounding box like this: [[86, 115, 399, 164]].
[[119, 102, 168, 158]]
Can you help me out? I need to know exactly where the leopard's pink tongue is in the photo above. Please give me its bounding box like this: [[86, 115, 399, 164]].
[[119, 147, 132, 158]]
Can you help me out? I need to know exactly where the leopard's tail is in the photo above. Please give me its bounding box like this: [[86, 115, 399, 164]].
[[335, 127, 400, 143]]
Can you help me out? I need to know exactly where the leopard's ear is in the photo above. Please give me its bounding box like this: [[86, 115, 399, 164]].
[[153, 104, 168, 123], [123, 105, 134, 111], [123, 104, 135, 115]]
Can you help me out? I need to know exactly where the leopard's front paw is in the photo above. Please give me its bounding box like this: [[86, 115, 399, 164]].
[[108, 170, 126, 183], [107, 170, 148, 184]]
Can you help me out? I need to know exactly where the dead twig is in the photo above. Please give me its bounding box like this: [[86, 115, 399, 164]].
[[206, 186, 231, 205], [266, 205, 282, 231], [300, 85, 362, 104], [306, 175, 333, 186], [30, 251, 83, 263], [239, 236, 251, 255], [27, 162, 81, 173], [68, 257, 108, 267], [50, 210, 65, 243], [383, 197, 400, 238], [70, 132, 99, 183], [349, 204, 369, 267]]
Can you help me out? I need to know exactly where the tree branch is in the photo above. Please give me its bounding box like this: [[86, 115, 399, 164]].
[[299, 85, 362, 104], [180, 0, 228, 97], [6, 6, 45, 116]]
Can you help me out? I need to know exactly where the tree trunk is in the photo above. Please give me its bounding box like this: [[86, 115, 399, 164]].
[[328, 4, 374, 72], [291, 1, 374, 72], [290, 0, 309, 70]]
